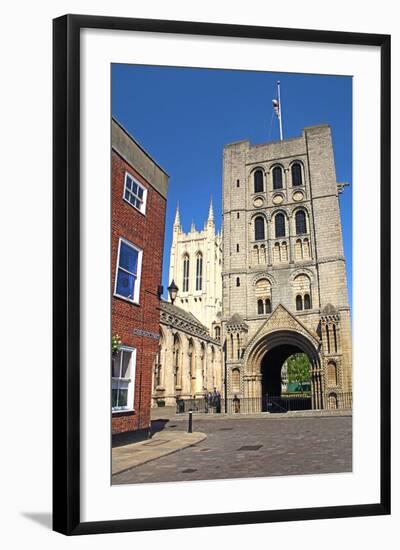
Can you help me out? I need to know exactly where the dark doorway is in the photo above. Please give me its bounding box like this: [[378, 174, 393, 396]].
[[261, 344, 312, 412]]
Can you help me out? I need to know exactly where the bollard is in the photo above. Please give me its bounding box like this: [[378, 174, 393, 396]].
[[188, 409, 193, 433]]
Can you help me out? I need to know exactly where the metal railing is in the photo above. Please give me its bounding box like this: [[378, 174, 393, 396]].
[[175, 392, 352, 415], [264, 394, 312, 413]]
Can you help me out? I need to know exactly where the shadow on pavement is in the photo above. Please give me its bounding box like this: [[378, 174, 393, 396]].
[[150, 418, 170, 435]]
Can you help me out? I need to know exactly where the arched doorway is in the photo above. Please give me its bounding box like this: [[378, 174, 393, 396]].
[[244, 329, 323, 411], [261, 346, 312, 411], [261, 344, 302, 396]]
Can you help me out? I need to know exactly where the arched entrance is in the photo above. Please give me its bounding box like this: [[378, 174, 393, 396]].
[[244, 329, 323, 411], [261, 344, 304, 396], [261, 344, 312, 411]]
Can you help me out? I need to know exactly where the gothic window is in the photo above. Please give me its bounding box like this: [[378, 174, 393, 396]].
[[195, 253, 203, 291], [237, 212, 240, 219], [236, 277, 240, 287], [327, 361, 338, 386], [173, 334, 181, 387], [210, 346, 215, 387], [200, 343, 206, 382], [295, 210, 307, 235], [154, 360, 161, 391], [237, 334, 241, 359], [326, 325, 331, 353], [291, 162, 303, 186], [304, 293, 311, 310], [275, 213, 285, 238], [254, 216, 265, 241], [236, 243, 240, 252], [215, 326, 221, 340], [254, 169, 264, 193], [153, 333, 163, 389], [236, 179, 240, 187], [265, 298, 272, 313], [182, 254, 190, 292], [272, 166, 283, 189], [188, 338, 194, 378], [230, 333, 234, 360], [296, 295, 303, 311], [232, 368, 240, 393], [333, 324, 338, 352], [257, 299, 264, 314]]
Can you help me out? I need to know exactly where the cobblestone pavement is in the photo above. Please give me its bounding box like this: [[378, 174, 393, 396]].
[[112, 415, 352, 485]]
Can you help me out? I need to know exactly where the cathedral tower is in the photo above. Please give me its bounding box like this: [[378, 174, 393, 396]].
[[168, 200, 222, 339]]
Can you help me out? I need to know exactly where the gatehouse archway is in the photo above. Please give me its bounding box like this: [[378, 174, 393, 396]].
[[260, 345, 312, 411], [244, 329, 324, 410], [261, 344, 306, 396]]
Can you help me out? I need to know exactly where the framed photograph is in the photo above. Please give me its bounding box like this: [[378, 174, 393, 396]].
[[53, 14, 390, 535]]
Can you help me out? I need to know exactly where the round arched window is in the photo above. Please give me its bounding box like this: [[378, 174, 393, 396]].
[[272, 166, 283, 189], [275, 213, 286, 238], [295, 210, 307, 235], [291, 163, 303, 186], [254, 170, 264, 193], [254, 216, 265, 240]]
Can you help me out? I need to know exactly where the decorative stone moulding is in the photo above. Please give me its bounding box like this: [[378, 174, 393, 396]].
[[272, 193, 284, 205], [253, 196, 264, 208], [292, 190, 305, 202]]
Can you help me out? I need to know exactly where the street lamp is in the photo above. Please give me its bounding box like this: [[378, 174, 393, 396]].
[[167, 280, 179, 305]]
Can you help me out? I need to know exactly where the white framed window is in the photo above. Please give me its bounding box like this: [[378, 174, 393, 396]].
[[123, 172, 147, 214], [114, 237, 143, 303], [112, 346, 136, 411]]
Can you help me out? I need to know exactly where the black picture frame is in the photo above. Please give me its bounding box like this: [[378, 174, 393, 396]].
[[53, 14, 391, 536]]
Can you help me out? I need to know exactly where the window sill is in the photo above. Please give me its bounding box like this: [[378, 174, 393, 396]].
[[122, 196, 147, 217], [113, 293, 140, 306], [112, 408, 135, 416]]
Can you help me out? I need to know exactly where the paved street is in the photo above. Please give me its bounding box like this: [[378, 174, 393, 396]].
[[112, 414, 352, 484]]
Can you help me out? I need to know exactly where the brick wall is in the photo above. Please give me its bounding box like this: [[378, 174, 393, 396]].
[[111, 149, 167, 435]]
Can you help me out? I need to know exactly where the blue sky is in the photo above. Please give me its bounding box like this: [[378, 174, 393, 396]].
[[112, 65, 352, 309]]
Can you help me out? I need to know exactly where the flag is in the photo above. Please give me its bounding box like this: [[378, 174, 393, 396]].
[[272, 99, 280, 119]]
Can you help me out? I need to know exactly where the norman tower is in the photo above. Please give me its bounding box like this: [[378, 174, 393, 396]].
[[222, 124, 352, 410], [168, 200, 223, 339]]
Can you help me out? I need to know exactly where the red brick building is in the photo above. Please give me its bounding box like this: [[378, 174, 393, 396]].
[[111, 118, 169, 439]]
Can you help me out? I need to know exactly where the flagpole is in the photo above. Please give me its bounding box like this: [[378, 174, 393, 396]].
[[277, 81, 283, 141]]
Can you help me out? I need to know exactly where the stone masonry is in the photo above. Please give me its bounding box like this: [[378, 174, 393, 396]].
[[222, 124, 352, 410]]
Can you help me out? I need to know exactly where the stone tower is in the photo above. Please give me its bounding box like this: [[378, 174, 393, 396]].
[[168, 200, 223, 338], [222, 124, 352, 410]]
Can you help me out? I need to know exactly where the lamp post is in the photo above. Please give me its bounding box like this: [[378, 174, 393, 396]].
[[167, 280, 179, 305]]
